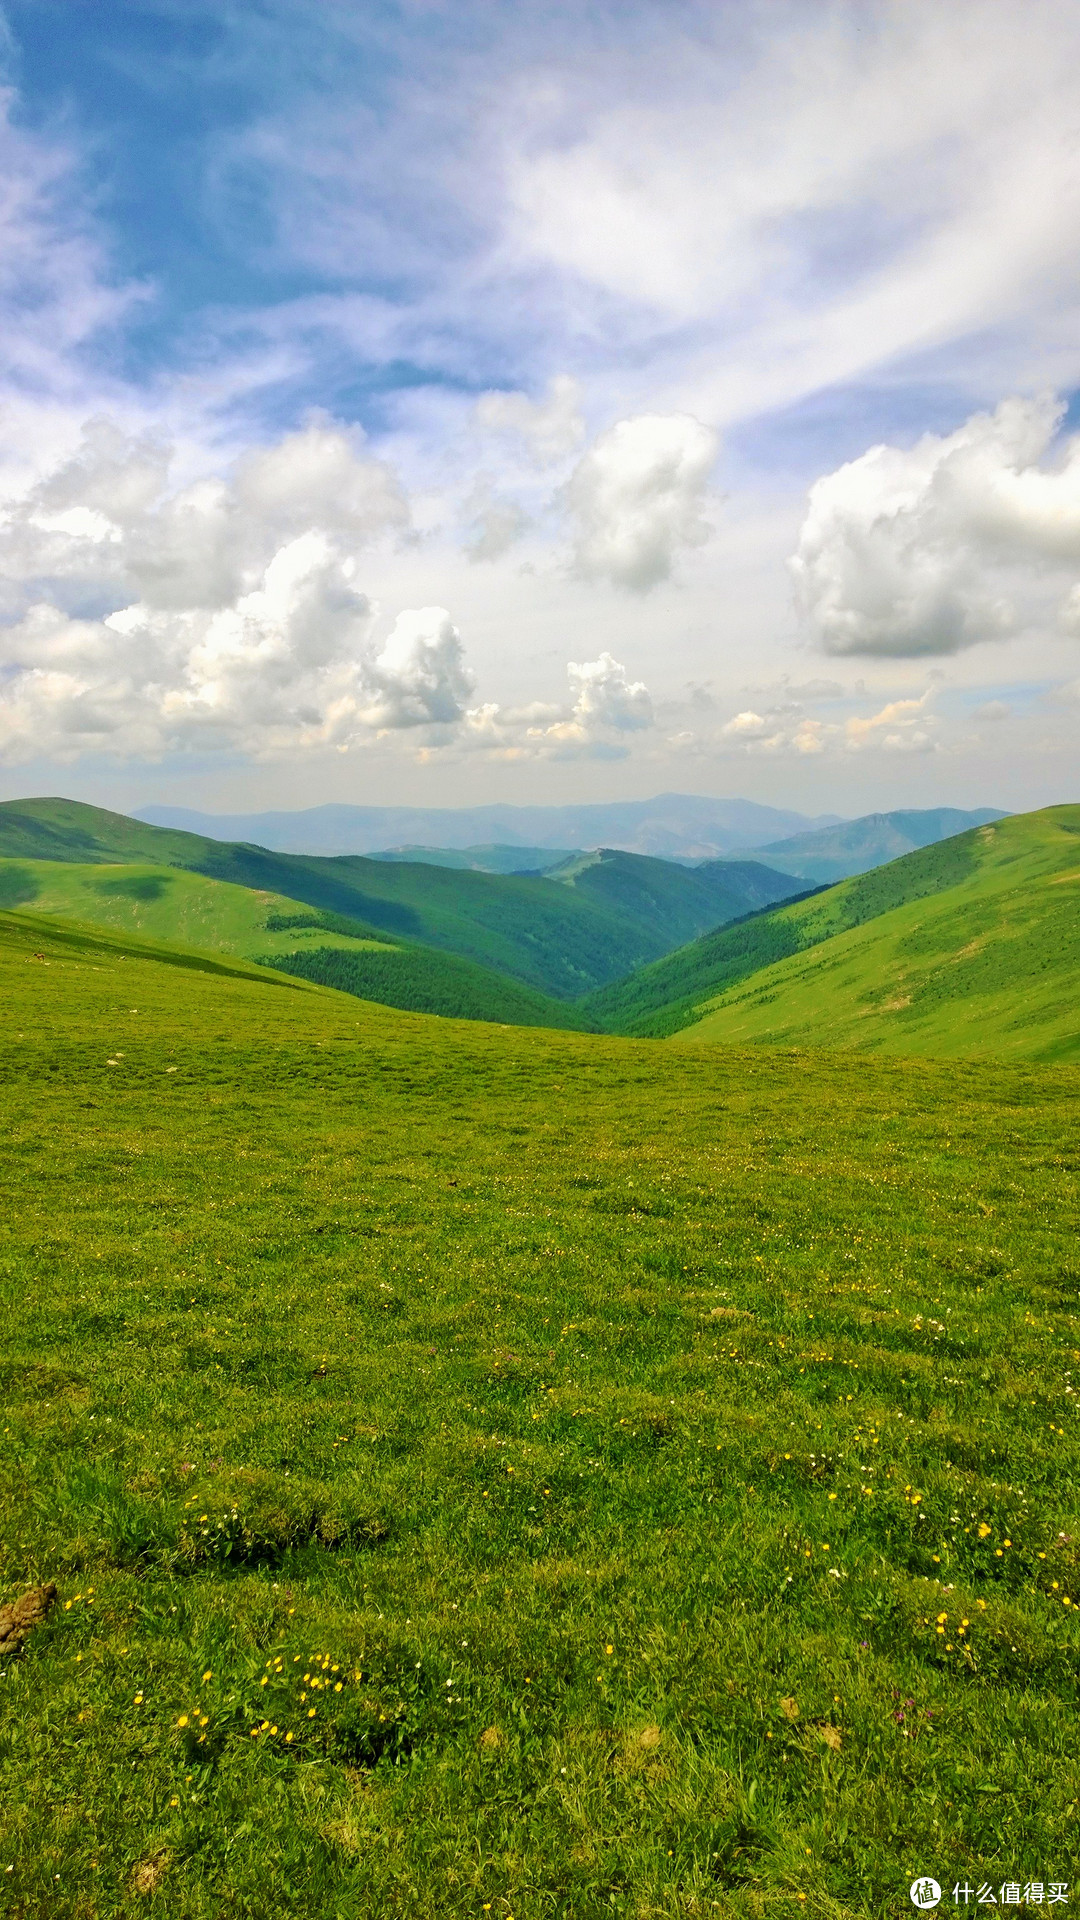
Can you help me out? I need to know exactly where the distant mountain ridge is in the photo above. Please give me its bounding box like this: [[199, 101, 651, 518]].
[[738, 806, 1006, 883], [136, 793, 841, 860]]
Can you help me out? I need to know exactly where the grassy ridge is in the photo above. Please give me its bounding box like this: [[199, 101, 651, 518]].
[[0, 860, 590, 1032], [588, 807, 1079, 1048], [682, 819, 1080, 1062], [545, 847, 800, 938], [0, 799, 797, 1002], [1, 908, 1078, 1912]]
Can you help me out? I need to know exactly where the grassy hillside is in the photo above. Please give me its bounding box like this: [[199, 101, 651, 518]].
[[545, 847, 800, 949], [587, 806, 1079, 1047], [1, 906, 1078, 1912], [680, 809, 1080, 1062], [0, 858, 591, 1032], [742, 807, 1006, 884], [0, 799, 794, 1001]]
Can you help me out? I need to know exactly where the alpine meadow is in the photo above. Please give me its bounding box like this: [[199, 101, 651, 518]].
[[0, 798, 1078, 1918]]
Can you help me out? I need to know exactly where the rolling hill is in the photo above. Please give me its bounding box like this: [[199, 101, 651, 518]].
[[369, 843, 577, 873], [588, 806, 1080, 1061], [0, 857, 594, 1030], [0, 798, 802, 1002], [738, 805, 1006, 883]]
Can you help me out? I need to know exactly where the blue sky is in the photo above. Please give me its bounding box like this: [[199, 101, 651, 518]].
[[0, 0, 1077, 815]]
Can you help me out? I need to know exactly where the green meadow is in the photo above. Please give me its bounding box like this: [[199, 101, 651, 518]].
[[591, 807, 1080, 1063], [0, 903, 1078, 1917]]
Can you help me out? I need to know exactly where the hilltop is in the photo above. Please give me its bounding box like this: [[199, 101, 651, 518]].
[[588, 806, 1080, 1063]]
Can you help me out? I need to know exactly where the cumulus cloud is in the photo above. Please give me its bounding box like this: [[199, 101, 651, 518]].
[[474, 374, 584, 465], [0, 417, 471, 759], [462, 651, 653, 760], [716, 688, 936, 757], [357, 607, 473, 729], [792, 393, 1080, 656], [720, 709, 829, 755], [566, 412, 717, 591], [566, 650, 653, 731]]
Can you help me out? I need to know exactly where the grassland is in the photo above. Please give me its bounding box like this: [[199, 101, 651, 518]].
[[590, 807, 1080, 1062], [0, 905, 1078, 1916]]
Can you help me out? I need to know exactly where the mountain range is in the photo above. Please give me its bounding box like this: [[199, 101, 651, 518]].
[[136, 793, 841, 860]]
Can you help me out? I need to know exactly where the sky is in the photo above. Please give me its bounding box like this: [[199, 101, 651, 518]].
[[0, 0, 1078, 820]]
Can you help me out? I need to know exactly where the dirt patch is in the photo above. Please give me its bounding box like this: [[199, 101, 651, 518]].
[[0, 1582, 57, 1654]]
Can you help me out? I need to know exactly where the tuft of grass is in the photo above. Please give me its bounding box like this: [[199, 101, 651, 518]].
[[0, 906, 1077, 1914]]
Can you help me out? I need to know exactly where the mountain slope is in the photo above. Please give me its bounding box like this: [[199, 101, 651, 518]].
[[739, 806, 1006, 883], [4, 885, 1079, 1902], [677, 807, 1080, 1061], [0, 855, 595, 1031], [135, 791, 838, 859], [0, 799, 801, 999], [591, 807, 1080, 1060], [544, 847, 800, 950]]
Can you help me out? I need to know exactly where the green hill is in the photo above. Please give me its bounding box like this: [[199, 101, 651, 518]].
[[543, 846, 799, 940], [1, 900, 1078, 1908], [0, 855, 592, 1031], [0, 798, 800, 1001], [590, 806, 1080, 1060], [740, 805, 1005, 884]]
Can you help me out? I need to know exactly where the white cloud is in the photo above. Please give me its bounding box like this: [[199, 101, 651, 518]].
[[566, 650, 652, 731], [474, 375, 584, 465], [461, 481, 530, 563], [715, 687, 938, 757], [358, 606, 474, 729], [460, 650, 653, 760], [497, 3, 1080, 428], [565, 413, 717, 591], [792, 395, 1080, 656], [0, 418, 453, 759]]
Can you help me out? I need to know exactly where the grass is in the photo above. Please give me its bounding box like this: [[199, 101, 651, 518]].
[[0, 906, 1078, 1916], [589, 806, 1080, 1059]]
